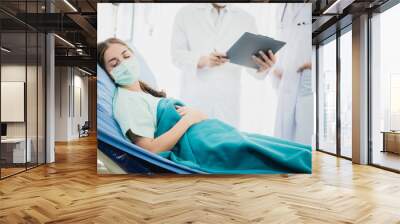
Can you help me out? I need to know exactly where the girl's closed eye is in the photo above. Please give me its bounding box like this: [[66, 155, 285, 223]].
[[123, 54, 131, 59], [110, 61, 119, 68]]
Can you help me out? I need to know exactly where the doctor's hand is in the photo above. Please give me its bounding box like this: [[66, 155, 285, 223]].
[[176, 106, 208, 126], [197, 51, 229, 69], [252, 50, 277, 73], [273, 68, 283, 79], [297, 62, 312, 73]]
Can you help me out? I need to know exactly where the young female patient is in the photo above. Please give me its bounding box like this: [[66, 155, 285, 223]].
[[98, 38, 312, 174], [98, 38, 206, 153]]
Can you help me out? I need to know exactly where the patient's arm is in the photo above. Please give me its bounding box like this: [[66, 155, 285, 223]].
[[129, 106, 207, 153], [134, 118, 192, 153]]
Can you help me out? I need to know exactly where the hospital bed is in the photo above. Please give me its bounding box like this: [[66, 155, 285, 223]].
[[97, 47, 204, 174]]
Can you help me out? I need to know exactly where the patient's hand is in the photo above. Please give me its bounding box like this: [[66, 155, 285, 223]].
[[176, 106, 208, 125]]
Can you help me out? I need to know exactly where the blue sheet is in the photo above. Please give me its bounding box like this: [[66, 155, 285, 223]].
[[97, 45, 204, 174], [156, 98, 312, 174]]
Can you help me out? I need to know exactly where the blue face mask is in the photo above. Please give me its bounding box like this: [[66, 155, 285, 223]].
[[111, 57, 140, 86]]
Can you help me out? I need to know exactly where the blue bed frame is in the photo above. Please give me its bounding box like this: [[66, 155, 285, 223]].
[[96, 47, 204, 174]]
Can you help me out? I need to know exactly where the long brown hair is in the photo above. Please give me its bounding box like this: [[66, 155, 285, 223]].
[[97, 37, 166, 98]]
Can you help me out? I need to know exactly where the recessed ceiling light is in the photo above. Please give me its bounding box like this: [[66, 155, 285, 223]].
[[54, 34, 75, 48], [78, 67, 92, 76], [63, 0, 78, 12], [323, 0, 354, 15], [1, 47, 11, 53]]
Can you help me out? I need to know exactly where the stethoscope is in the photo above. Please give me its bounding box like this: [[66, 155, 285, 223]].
[[280, 3, 310, 27]]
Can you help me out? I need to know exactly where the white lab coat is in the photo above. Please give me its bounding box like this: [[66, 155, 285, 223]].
[[273, 3, 314, 144], [171, 4, 266, 128]]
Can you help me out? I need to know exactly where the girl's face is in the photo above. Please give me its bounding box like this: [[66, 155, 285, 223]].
[[103, 43, 134, 76]]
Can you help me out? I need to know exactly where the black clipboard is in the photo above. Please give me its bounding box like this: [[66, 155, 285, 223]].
[[226, 32, 286, 69]]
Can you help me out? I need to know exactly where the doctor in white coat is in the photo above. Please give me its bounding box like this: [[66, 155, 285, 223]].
[[171, 3, 276, 128], [272, 3, 314, 145]]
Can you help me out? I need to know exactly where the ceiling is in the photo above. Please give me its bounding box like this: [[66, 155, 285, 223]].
[[0, 0, 97, 73], [0, 0, 394, 74], [0, 32, 45, 65], [311, 0, 390, 43]]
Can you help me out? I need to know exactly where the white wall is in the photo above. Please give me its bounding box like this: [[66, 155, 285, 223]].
[[1, 65, 36, 138], [55, 66, 69, 141], [71, 73, 89, 138], [1, 64, 46, 163], [54, 67, 89, 141], [1, 65, 26, 132], [97, 3, 135, 43]]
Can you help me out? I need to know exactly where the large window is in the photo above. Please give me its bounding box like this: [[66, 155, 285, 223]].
[[318, 37, 337, 154], [370, 3, 400, 171], [340, 29, 352, 158], [317, 27, 353, 159]]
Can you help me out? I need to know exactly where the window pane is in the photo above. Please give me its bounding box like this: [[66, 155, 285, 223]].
[[1, 31, 27, 177], [371, 3, 400, 171], [340, 29, 352, 158], [38, 32, 46, 165], [27, 31, 38, 169], [318, 38, 337, 154], [0, 1, 46, 178]]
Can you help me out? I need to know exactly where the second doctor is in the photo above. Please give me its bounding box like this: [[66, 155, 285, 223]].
[[171, 3, 276, 128], [272, 3, 313, 145]]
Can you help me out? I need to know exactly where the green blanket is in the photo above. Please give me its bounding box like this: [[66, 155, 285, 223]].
[[156, 98, 312, 174]]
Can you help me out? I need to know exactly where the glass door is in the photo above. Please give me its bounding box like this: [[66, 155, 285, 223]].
[[27, 30, 38, 169], [339, 28, 352, 158], [317, 36, 337, 154], [38, 32, 46, 166], [0, 0, 47, 179], [1, 30, 28, 177], [370, 3, 400, 171]]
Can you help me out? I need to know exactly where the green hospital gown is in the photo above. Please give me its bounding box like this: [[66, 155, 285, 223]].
[[112, 87, 161, 139]]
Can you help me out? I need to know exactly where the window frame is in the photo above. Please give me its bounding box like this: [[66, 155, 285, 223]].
[[315, 24, 352, 161], [0, 0, 48, 180], [367, 1, 400, 173]]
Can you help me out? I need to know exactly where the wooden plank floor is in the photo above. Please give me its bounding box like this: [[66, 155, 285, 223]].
[[1, 135, 400, 224]]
